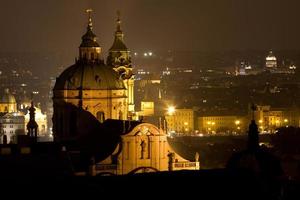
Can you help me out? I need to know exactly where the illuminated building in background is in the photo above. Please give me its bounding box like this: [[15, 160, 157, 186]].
[[253, 105, 283, 133], [198, 115, 245, 135], [165, 108, 194, 134], [266, 50, 277, 68], [107, 11, 135, 118], [140, 84, 155, 116], [0, 89, 17, 113], [141, 101, 154, 116], [53, 10, 128, 141], [0, 112, 25, 144]]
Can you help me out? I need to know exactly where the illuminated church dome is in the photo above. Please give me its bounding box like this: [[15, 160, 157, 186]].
[[265, 50, 277, 68], [53, 10, 129, 141], [0, 88, 16, 104], [54, 63, 125, 90], [0, 88, 17, 113]]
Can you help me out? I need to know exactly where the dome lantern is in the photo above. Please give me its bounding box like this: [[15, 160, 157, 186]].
[[79, 9, 102, 62]]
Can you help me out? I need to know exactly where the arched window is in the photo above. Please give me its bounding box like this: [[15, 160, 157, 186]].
[[97, 111, 105, 123]]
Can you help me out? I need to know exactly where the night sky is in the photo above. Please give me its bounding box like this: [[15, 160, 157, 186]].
[[1, 0, 300, 55]]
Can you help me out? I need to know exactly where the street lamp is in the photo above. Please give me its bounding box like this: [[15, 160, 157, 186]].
[[167, 106, 175, 115], [235, 120, 241, 134], [284, 119, 288, 127]]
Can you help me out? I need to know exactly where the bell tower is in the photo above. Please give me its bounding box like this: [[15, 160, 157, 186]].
[[107, 11, 135, 118]]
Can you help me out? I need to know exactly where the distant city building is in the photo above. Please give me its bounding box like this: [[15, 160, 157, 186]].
[[165, 108, 194, 134], [0, 112, 25, 144], [265, 50, 277, 68], [253, 105, 288, 133], [198, 115, 245, 135], [141, 101, 155, 116]]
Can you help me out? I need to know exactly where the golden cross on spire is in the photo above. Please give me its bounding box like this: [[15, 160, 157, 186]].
[[86, 9, 93, 28]]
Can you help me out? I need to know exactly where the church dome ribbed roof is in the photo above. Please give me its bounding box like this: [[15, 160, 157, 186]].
[[54, 62, 125, 90]]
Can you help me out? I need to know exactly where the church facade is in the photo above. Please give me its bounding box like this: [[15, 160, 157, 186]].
[[52, 10, 199, 175]]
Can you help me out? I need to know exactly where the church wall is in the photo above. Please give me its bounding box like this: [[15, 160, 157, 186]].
[[53, 88, 129, 139], [115, 127, 170, 174]]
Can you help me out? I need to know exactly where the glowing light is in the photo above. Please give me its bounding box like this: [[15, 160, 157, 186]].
[[144, 53, 148, 57], [284, 119, 288, 123], [259, 120, 263, 124], [167, 106, 175, 115], [184, 122, 188, 125], [148, 52, 153, 56], [235, 120, 240, 125]]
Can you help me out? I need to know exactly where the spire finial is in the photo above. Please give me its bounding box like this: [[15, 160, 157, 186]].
[[116, 10, 121, 32], [86, 8, 93, 29]]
